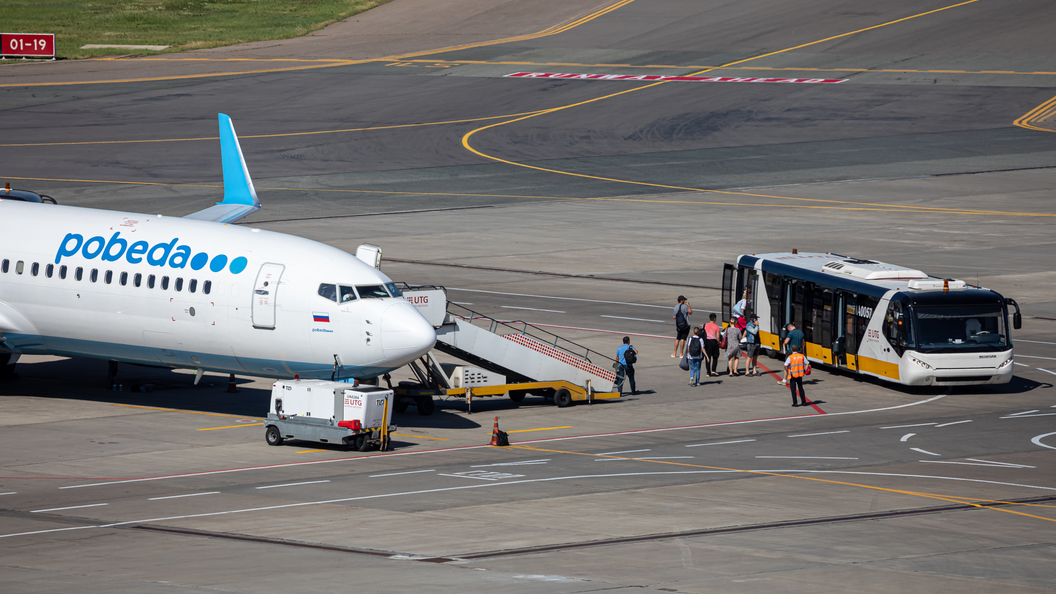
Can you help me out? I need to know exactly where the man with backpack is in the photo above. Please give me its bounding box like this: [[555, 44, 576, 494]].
[[616, 336, 639, 395], [686, 327, 705, 386], [671, 296, 692, 359], [784, 344, 813, 407]]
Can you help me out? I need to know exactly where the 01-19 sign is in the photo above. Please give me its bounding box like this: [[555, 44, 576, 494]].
[[2, 33, 55, 58]]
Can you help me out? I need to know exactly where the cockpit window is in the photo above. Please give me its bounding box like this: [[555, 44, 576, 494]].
[[318, 283, 337, 302], [339, 285, 358, 303], [357, 285, 389, 299], [385, 282, 403, 298]]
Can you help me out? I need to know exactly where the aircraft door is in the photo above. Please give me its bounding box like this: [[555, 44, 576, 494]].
[[721, 263, 735, 324], [252, 263, 285, 329]]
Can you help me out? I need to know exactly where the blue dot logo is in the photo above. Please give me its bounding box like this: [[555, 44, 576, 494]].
[[209, 254, 228, 273], [190, 252, 209, 271], [229, 256, 248, 274]]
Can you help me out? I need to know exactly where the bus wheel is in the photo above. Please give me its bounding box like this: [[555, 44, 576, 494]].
[[416, 396, 436, 416], [265, 426, 283, 446], [554, 389, 573, 408]]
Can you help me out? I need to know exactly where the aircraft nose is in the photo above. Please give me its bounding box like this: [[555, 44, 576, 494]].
[[380, 301, 436, 364]]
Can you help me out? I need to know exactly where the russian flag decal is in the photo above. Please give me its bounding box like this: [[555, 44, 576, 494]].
[[313, 312, 330, 323]]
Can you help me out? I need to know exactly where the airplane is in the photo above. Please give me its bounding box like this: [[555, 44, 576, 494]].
[[0, 114, 437, 385]]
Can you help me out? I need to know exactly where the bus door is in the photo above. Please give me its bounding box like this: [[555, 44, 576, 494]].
[[815, 287, 834, 364], [837, 293, 859, 370], [743, 267, 758, 318], [721, 263, 735, 324]]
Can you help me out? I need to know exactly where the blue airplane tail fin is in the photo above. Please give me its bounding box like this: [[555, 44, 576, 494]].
[[184, 113, 261, 224]]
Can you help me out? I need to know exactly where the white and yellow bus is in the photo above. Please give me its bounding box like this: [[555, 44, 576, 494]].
[[723, 252, 1022, 386]]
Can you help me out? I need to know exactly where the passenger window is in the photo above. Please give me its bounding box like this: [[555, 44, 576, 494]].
[[339, 285, 358, 303], [104, 270, 113, 284], [75, 267, 83, 281], [134, 273, 142, 287], [1, 259, 7, 273], [16, 261, 24, 275], [189, 279, 197, 293], [46, 264, 54, 278], [148, 274, 156, 289], [90, 269, 99, 283], [203, 280, 212, 295], [59, 265, 67, 280], [120, 272, 128, 286], [31, 262, 40, 276], [318, 283, 338, 302], [161, 276, 169, 290], [357, 285, 389, 299], [175, 278, 183, 292]]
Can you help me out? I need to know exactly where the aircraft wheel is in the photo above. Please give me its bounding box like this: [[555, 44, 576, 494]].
[[265, 426, 283, 446], [394, 399, 409, 414], [554, 389, 573, 408]]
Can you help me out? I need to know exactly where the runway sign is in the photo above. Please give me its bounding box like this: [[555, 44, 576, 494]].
[[506, 72, 846, 84], [2, 33, 55, 58]]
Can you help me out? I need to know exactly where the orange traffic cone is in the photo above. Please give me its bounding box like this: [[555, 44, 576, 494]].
[[224, 373, 239, 393], [489, 416, 500, 445]]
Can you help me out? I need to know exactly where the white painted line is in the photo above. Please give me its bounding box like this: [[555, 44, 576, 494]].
[[255, 480, 331, 490], [755, 456, 859, 460], [1031, 432, 1056, 450], [148, 492, 220, 501], [0, 492, 16, 496], [600, 315, 666, 323], [1000, 413, 1056, 419], [471, 460, 550, 468], [500, 306, 565, 314], [1014, 362, 1030, 367], [919, 460, 1032, 468], [881, 423, 937, 429], [448, 287, 672, 309], [369, 469, 436, 478], [935, 420, 972, 428], [901, 433, 915, 442], [685, 439, 756, 447], [1015, 339, 1056, 345], [787, 430, 850, 438], [1016, 355, 1056, 361], [966, 458, 1035, 468], [911, 448, 941, 456], [1008, 410, 1040, 416], [8, 468, 1056, 541], [1037, 368, 1056, 377], [437, 471, 525, 481], [31, 503, 109, 513], [595, 449, 651, 455], [633, 456, 694, 460]]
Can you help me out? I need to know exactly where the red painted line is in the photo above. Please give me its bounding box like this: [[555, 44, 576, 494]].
[[506, 72, 847, 84], [757, 362, 827, 414]]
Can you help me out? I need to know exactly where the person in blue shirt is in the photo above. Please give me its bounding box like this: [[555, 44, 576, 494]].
[[745, 314, 761, 376], [616, 336, 639, 395], [781, 322, 805, 385]]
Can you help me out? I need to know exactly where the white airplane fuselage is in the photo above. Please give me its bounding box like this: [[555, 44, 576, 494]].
[[0, 200, 436, 379]]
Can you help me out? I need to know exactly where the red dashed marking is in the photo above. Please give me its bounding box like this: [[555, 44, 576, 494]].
[[506, 72, 847, 84]]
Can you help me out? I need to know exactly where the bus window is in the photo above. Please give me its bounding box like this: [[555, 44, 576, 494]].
[[744, 270, 758, 318], [884, 301, 909, 353], [793, 282, 810, 343], [843, 294, 857, 359], [818, 288, 833, 350], [339, 285, 358, 303]]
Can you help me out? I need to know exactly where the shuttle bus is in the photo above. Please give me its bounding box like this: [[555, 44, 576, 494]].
[[722, 252, 1022, 386]]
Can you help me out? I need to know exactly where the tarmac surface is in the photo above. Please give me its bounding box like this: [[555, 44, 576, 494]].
[[2, 0, 1056, 592]]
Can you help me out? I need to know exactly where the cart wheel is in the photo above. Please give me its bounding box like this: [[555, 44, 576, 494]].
[[356, 435, 372, 452], [394, 399, 409, 414], [265, 426, 283, 446], [554, 388, 573, 408], [509, 390, 527, 403], [416, 396, 436, 416]]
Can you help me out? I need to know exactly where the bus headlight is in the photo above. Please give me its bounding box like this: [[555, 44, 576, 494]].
[[998, 357, 1013, 369], [910, 357, 934, 370]]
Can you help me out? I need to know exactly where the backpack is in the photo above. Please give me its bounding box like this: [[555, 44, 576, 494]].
[[688, 337, 702, 357], [623, 347, 636, 365], [675, 306, 689, 330]]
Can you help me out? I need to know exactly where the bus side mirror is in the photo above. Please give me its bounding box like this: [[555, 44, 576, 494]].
[[1013, 312, 1022, 330]]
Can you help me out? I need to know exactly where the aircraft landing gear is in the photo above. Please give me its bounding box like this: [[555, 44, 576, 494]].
[[106, 360, 119, 389], [0, 353, 18, 380]]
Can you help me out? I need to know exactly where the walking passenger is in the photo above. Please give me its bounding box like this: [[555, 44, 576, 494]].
[[784, 344, 812, 407], [687, 327, 705, 386], [745, 314, 761, 376], [672, 296, 692, 359], [616, 336, 639, 395], [725, 317, 743, 376], [703, 313, 721, 376]]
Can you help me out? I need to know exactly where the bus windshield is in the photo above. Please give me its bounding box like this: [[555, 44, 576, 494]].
[[911, 304, 1008, 352]]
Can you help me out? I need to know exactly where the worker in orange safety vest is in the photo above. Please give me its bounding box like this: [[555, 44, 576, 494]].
[[783, 344, 813, 408]]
